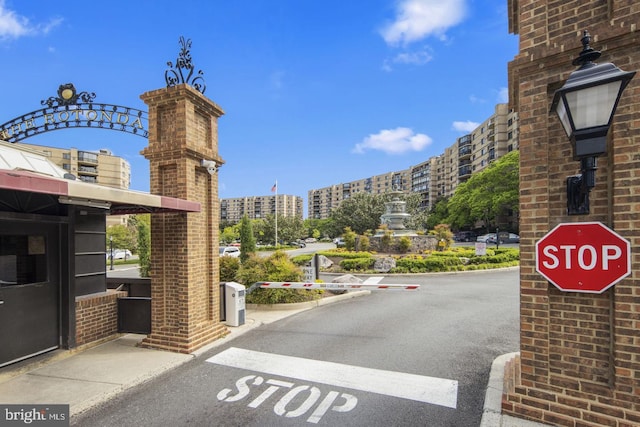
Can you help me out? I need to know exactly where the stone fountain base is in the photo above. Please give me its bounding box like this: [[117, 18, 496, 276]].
[[366, 234, 438, 253]]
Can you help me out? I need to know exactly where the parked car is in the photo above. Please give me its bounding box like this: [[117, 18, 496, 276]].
[[107, 249, 132, 260], [219, 246, 241, 257], [488, 233, 520, 244], [304, 238, 317, 243], [476, 233, 496, 243], [289, 241, 306, 248], [334, 238, 345, 248], [454, 231, 477, 242]]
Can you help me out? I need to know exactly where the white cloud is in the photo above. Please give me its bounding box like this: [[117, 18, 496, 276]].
[[497, 87, 509, 103], [452, 121, 479, 133], [380, 0, 467, 46], [353, 127, 432, 155], [382, 47, 433, 72], [393, 49, 433, 65], [0, 1, 62, 40]]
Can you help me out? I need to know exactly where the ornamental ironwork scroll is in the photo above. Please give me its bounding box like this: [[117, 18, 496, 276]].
[[165, 36, 207, 94], [0, 83, 148, 143]]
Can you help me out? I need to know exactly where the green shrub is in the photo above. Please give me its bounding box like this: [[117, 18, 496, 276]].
[[317, 250, 373, 260], [339, 257, 374, 271], [220, 256, 240, 282], [236, 251, 323, 304], [358, 235, 370, 252], [291, 254, 313, 266], [343, 227, 357, 251], [397, 236, 412, 253]]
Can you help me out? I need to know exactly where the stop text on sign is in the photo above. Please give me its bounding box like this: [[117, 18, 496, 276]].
[[535, 222, 631, 294], [541, 244, 622, 270]]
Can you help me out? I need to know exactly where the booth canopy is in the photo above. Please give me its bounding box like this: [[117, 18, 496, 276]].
[[0, 142, 200, 215]]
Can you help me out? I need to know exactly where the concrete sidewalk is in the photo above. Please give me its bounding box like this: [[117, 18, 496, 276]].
[[0, 290, 547, 426]]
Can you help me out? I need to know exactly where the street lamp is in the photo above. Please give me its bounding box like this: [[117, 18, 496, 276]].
[[109, 235, 114, 271], [551, 30, 635, 215]]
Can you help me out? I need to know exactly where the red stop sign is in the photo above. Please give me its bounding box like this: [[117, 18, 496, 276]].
[[536, 222, 631, 293]]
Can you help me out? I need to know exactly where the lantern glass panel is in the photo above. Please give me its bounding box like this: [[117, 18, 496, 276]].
[[564, 80, 622, 130], [555, 98, 572, 137]]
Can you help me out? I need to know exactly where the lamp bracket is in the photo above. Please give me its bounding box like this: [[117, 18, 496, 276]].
[[566, 156, 598, 215]]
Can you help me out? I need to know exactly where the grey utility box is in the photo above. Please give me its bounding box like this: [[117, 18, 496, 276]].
[[224, 282, 246, 326]]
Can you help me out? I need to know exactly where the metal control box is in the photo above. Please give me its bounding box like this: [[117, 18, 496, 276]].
[[224, 282, 246, 326]]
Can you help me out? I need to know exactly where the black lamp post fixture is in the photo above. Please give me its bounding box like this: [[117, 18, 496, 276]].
[[551, 30, 635, 215], [109, 236, 114, 271]]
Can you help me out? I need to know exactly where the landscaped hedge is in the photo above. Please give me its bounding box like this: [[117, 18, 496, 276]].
[[317, 249, 374, 259], [388, 248, 519, 273], [340, 257, 375, 272]]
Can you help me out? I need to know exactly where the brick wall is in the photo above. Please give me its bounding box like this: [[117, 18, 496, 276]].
[[75, 290, 127, 347], [507, 1, 640, 425], [139, 84, 227, 353]]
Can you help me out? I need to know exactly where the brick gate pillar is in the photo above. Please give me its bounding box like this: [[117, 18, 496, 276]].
[[505, 1, 640, 425], [139, 83, 227, 353]]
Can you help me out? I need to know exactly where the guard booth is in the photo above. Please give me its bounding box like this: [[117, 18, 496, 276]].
[[0, 141, 200, 367]]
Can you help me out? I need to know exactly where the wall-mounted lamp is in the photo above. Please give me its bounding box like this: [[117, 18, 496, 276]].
[[550, 30, 635, 215], [201, 159, 219, 175]]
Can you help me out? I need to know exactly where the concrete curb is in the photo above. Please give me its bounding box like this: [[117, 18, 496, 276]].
[[480, 352, 549, 427]]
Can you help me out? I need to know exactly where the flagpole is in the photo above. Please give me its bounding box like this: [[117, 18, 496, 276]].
[[274, 180, 278, 247]]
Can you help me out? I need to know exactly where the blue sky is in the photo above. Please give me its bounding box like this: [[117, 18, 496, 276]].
[[0, 0, 517, 216]]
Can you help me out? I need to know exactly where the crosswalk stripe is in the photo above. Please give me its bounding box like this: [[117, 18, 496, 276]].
[[207, 347, 458, 409]]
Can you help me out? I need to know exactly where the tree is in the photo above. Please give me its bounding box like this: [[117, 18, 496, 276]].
[[447, 150, 519, 231], [220, 224, 240, 245], [400, 192, 429, 231], [328, 192, 386, 235], [106, 224, 137, 253], [253, 214, 305, 245], [429, 224, 454, 250], [136, 215, 151, 277], [342, 227, 357, 251], [239, 215, 256, 262], [303, 218, 332, 239], [426, 197, 450, 230]]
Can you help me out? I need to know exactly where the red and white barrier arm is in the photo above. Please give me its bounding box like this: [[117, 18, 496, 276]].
[[256, 282, 420, 291]]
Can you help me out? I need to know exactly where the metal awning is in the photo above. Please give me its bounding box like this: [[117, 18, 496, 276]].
[[0, 170, 200, 215]]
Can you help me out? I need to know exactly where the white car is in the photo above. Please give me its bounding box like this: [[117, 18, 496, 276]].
[[219, 246, 241, 257], [108, 249, 132, 260]]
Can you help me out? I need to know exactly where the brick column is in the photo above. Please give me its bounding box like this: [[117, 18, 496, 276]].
[[505, 1, 640, 425], [139, 84, 227, 353]]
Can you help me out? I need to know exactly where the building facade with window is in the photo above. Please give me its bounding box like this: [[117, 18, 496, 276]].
[[220, 194, 303, 224], [307, 169, 411, 220], [18, 143, 131, 190], [307, 104, 519, 219]]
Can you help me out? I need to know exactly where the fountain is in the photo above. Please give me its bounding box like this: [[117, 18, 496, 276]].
[[379, 190, 414, 234], [368, 190, 436, 254]]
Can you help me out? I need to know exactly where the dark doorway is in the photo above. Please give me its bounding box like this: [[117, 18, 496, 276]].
[[0, 222, 59, 367]]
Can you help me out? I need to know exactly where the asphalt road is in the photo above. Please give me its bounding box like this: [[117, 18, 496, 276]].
[[77, 269, 520, 427]]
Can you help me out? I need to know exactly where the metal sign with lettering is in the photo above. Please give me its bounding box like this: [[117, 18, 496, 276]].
[[0, 83, 148, 143]]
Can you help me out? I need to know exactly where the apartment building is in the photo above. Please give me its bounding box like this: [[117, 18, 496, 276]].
[[308, 169, 410, 220], [18, 142, 131, 189], [17, 143, 132, 226], [220, 194, 303, 224], [308, 104, 519, 219]]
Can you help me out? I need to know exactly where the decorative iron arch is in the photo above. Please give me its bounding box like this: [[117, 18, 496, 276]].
[[0, 83, 148, 143]]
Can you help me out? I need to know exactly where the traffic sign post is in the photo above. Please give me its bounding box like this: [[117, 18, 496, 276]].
[[535, 222, 631, 293]]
